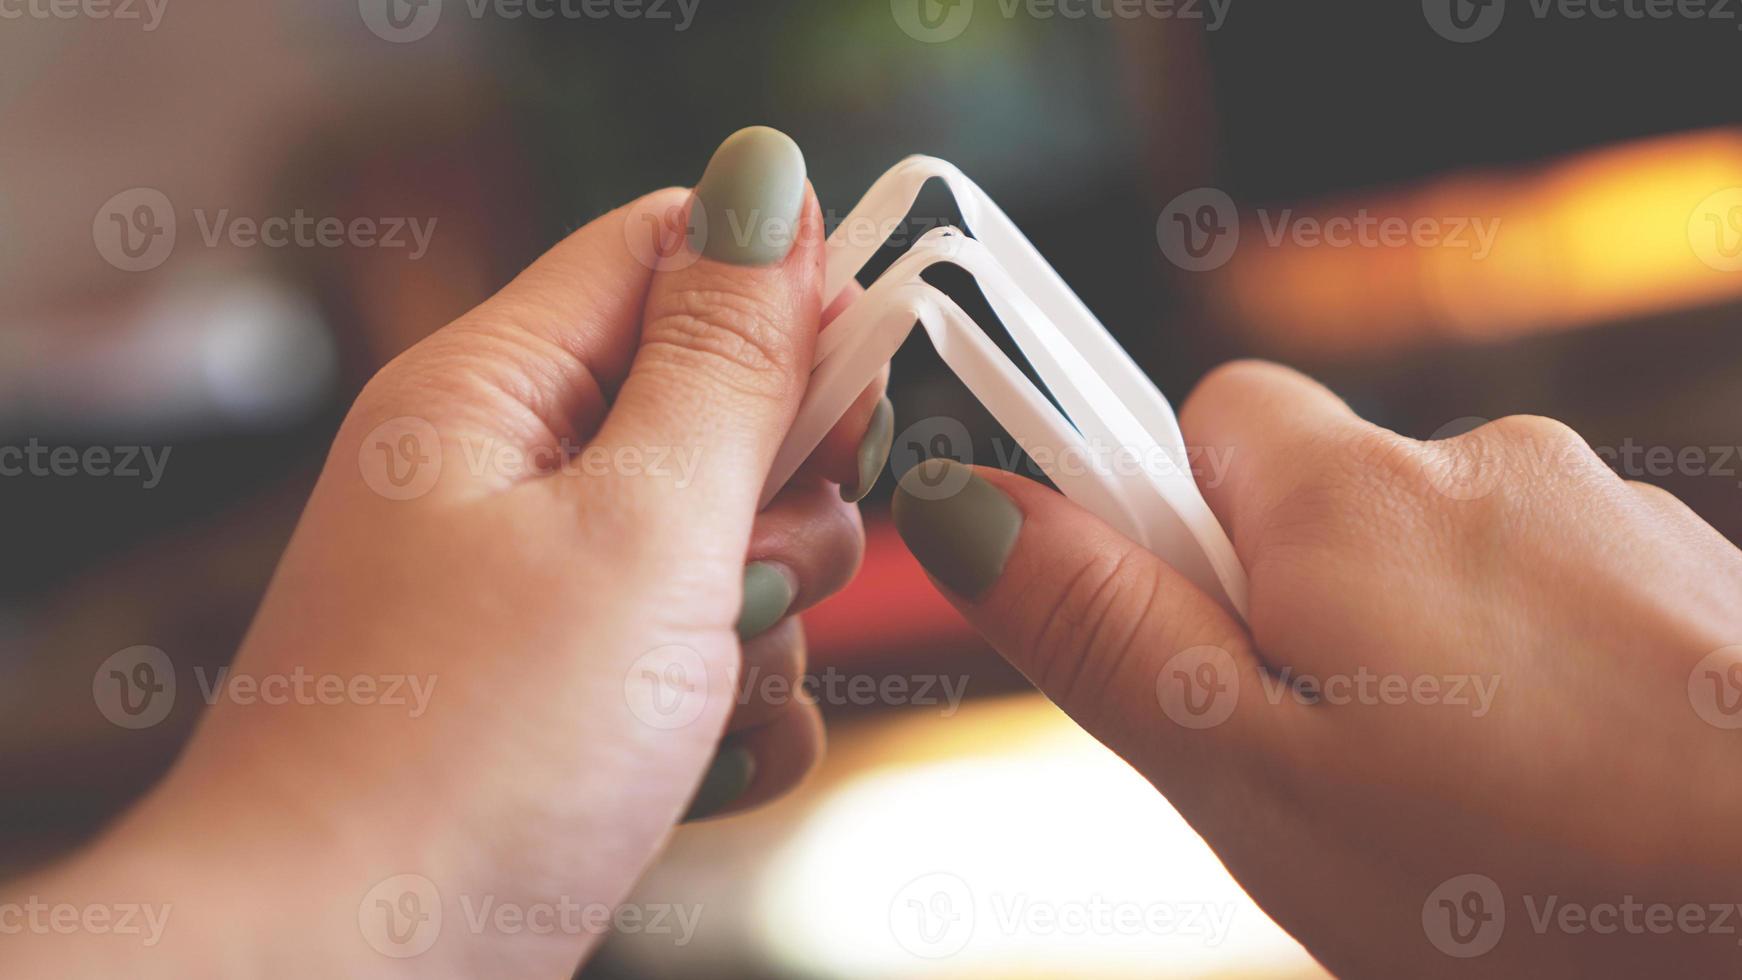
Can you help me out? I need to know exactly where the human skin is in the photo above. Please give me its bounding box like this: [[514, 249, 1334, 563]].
[[892, 360, 1742, 977], [9, 123, 1741, 977], [0, 127, 889, 978]]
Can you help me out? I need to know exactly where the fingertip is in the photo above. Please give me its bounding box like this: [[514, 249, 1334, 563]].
[[681, 743, 758, 823], [689, 126, 810, 268], [817, 385, 892, 502], [892, 459, 1025, 600], [751, 476, 867, 612], [683, 702, 824, 821], [840, 395, 896, 503], [728, 617, 807, 733]]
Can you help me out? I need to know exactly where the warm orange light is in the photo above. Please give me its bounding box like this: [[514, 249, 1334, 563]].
[[1208, 129, 1742, 357]]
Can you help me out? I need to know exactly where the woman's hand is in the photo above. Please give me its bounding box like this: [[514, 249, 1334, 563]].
[[892, 360, 1742, 977], [6, 126, 891, 978]]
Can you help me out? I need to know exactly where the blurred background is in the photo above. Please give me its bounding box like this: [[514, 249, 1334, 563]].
[[3, 1, 1741, 976]]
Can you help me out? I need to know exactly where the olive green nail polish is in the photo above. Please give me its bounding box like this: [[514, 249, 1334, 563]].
[[842, 396, 896, 503], [690, 126, 807, 266], [892, 459, 1023, 599], [682, 744, 756, 822], [737, 561, 795, 640]]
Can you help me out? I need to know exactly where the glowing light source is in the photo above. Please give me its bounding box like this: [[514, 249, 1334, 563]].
[[751, 697, 1323, 979], [1210, 128, 1742, 357]]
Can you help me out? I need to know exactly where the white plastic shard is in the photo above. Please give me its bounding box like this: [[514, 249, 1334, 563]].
[[762, 156, 1250, 619]]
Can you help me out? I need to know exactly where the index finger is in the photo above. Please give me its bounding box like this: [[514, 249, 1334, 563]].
[[1178, 360, 1400, 563]]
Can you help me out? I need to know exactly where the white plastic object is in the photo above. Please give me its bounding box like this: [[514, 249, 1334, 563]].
[[762, 156, 1249, 619]]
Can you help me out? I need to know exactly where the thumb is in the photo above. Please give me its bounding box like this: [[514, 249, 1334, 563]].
[[892, 459, 1294, 788], [589, 126, 823, 553]]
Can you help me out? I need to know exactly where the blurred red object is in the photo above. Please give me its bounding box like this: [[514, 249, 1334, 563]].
[[803, 516, 982, 668]]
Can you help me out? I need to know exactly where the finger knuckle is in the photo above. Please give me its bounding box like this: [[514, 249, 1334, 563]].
[[352, 325, 554, 431], [804, 500, 867, 599], [1334, 426, 1427, 487], [642, 281, 801, 395], [1025, 550, 1163, 710], [736, 620, 806, 722], [1256, 427, 1433, 551], [1479, 414, 1612, 488], [1341, 414, 1616, 532], [1627, 479, 1683, 510], [829, 505, 868, 586], [1484, 414, 1586, 457]]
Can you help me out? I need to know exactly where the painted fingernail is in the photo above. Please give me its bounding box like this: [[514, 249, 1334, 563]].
[[737, 561, 795, 640], [682, 743, 756, 822], [689, 126, 807, 266], [892, 459, 1022, 600], [842, 396, 896, 503]]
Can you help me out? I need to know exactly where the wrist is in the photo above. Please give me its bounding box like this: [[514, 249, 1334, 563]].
[[58, 754, 614, 978], [0, 782, 453, 978], [0, 819, 244, 978]]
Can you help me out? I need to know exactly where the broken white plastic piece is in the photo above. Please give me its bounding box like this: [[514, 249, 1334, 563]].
[[764, 156, 1249, 619]]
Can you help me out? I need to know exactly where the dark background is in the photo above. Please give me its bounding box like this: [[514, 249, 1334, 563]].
[[3, 1, 1740, 975]]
